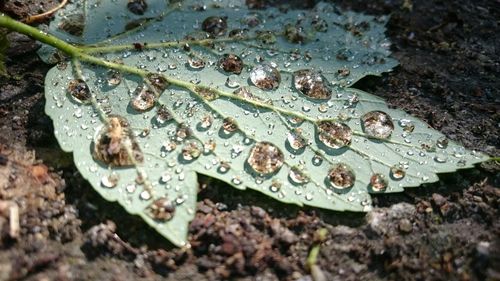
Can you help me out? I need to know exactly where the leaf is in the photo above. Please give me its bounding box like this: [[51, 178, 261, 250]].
[[39, 0, 489, 246], [0, 30, 8, 77]]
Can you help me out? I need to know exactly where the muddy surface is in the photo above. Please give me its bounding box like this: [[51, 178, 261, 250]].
[[0, 0, 499, 280]]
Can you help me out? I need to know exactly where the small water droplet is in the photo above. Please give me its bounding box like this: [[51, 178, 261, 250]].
[[219, 53, 243, 74], [289, 166, 309, 184], [317, 121, 352, 148], [218, 161, 231, 173], [222, 117, 238, 134], [188, 57, 206, 69], [370, 174, 388, 192], [436, 136, 449, 149], [140, 190, 151, 200], [399, 119, 415, 132], [293, 69, 332, 100], [202, 16, 227, 37], [67, 79, 91, 104], [390, 164, 406, 180], [155, 105, 173, 125], [147, 198, 175, 221], [434, 153, 448, 163], [101, 172, 119, 188], [130, 85, 156, 112], [181, 141, 202, 161]]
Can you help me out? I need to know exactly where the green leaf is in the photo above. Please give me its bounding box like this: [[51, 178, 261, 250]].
[[39, 0, 489, 246], [0, 30, 8, 77]]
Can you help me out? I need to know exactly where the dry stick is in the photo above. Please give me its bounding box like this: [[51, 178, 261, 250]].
[[23, 0, 68, 24]]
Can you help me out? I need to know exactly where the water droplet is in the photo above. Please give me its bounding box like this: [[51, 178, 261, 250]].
[[160, 172, 172, 183], [327, 163, 355, 189], [130, 85, 156, 112], [436, 136, 448, 149], [250, 63, 281, 90], [176, 123, 191, 141], [361, 111, 394, 139], [233, 87, 255, 100], [317, 121, 352, 148], [434, 153, 448, 163], [225, 75, 240, 88], [370, 174, 388, 192], [399, 119, 415, 132], [101, 172, 119, 188], [293, 69, 332, 100], [67, 79, 91, 104], [155, 105, 173, 125], [219, 53, 243, 74], [188, 57, 206, 69], [140, 190, 151, 200], [93, 116, 144, 166], [199, 114, 213, 129], [162, 141, 177, 152], [222, 117, 238, 134], [336, 48, 354, 61], [284, 23, 307, 43], [107, 70, 121, 86], [287, 129, 306, 150], [147, 198, 175, 221], [289, 166, 309, 184], [204, 139, 216, 153], [181, 141, 202, 161], [147, 73, 168, 93], [231, 176, 242, 185], [311, 16, 328, 32], [390, 164, 406, 180], [247, 142, 284, 175], [195, 86, 218, 101], [269, 179, 282, 192], [312, 154, 323, 166], [202, 16, 227, 37], [127, 0, 147, 15], [218, 161, 231, 173]]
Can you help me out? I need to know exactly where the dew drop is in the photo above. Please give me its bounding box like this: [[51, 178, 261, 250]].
[[233, 87, 255, 100], [250, 63, 281, 90], [289, 166, 309, 184], [101, 172, 119, 188], [218, 161, 231, 173], [222, 117, 238, 134], [436, 136, 449, 149], [93, 116, 144, 166], [317, 121, 352, 148], [181, 141, 202, 161], [188, 57, 206, 69], [269, 179, 282, 193], [67, 79, 91, 104], [199, 114, 213, 129], [147, 73, 169, 93], [202, 16, 227, 37], [225, 75, 240, 88], [399, 119, 415, 133], [434, 153, 448, 163], [361, 111, 394, 139], [247, 142, 284, 175], [147, 198, 175, 221], [390, 164, 406, 180], [219, 53, 243, 74], [370, 174, 388, 192], [204, 139, 216, 153], [107, 70, 121, 87], [293, 69, 332, 100], [287, 129, 306, 150], [327, 163, 355, 189], [130, 85, 156, 112], [160, 172, 172, 183], [195, 86, 218, 101], [155, 105, 173, 125], [127, 0, 147, 15], [140, 190, 151, 201], [162, 141, 177, 152], [175, 123, 191, 141], [312, 154, 323, 166], [231, 176, 242, 185]]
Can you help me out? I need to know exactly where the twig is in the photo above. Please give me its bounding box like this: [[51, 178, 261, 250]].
[[22, 0, 68, 24]]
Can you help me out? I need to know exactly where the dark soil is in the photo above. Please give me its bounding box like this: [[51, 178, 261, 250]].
[[1, 0, 499, 280]]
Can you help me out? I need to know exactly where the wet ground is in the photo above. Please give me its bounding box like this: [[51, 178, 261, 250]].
[[0, 0, 499, 280]]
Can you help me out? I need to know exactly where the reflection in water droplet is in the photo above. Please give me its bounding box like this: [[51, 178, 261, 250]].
[[361, 111, 394, 139], [222, 117, 238, 134], [93, 116, 144, 166], [293, 69, 332, 100], [101, 172, 119, 188], [233, 87, 255, 100], [195, 86, 218, 101], [328, 163, 355, 189], [182, 141, 202, 161], [202, 16, 227, 37], [247, 142, 284, 175], [287, 129, 306, 150], [269, 179, 282, 192], [130, 85, 156, 112], [176, 123, 191, 141], [67, 79, 91, 104], [218, 161, 231, 173], [204, 139, 216, 153], [390, 164, 405, 180], [289, 166, 309, 184], [317, 121, 352, 148], [107, 70, 121, 86], [399, 119, 415, 132], [250, 63, 281, 90], [188, 57, 206, 69], [200, 115, 213, 129], [155, 105, 173, 124], [147, 73, 169, 93], [147, 198, 175, 221], [436, 136, 448, 149], [219, 53, 243, 74], [370, 174, 388, 192]]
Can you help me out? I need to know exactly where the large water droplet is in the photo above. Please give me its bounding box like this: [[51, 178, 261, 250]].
[[130, 85, 155, 112], [247, 142, 284, 175], [317, 121, 352, 148], [327, 163, 355, 189], [202, 16, 227, 37], [147, 198, 175, 221], [370, 173, 388, 192], [219, 54, 243, 74], [250, 63, 281, 90], [67, 79, 91, 104], [361, 111, 394, 139], [293, 69, 332, 100], [93, 116, 144, 166]]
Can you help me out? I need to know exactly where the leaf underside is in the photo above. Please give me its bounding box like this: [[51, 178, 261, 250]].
[[41, 0, 489, 246]]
